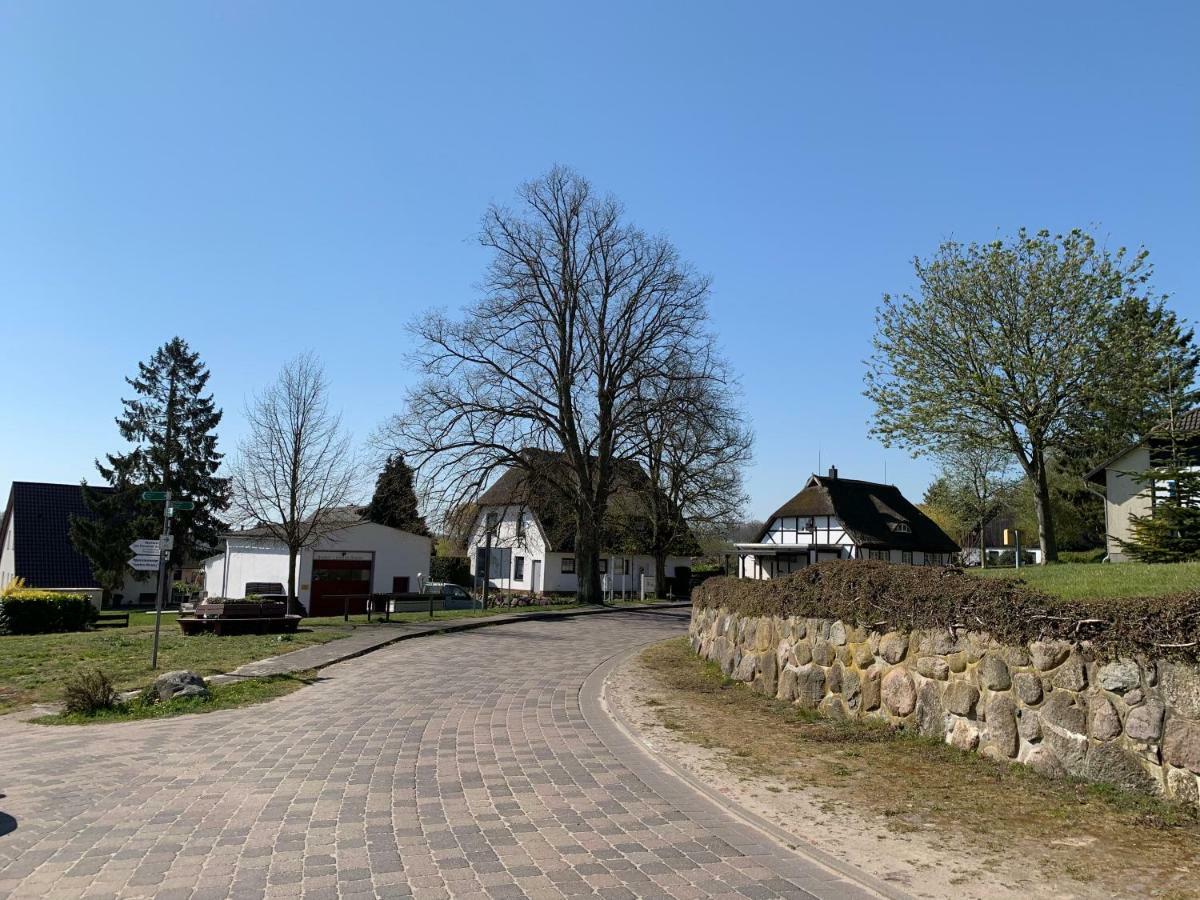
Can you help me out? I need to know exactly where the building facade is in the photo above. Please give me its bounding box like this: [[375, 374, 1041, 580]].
[[735, 468, 959, 578]]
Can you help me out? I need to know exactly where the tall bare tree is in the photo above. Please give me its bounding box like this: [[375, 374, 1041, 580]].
[[935, 445, 1018, 567], [627, 353, 752, 595], [380, 167, 711, 603], [230, 353, 358, 612]]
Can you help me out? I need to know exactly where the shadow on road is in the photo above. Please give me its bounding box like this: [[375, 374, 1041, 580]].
[[0, 794, 15, 838]]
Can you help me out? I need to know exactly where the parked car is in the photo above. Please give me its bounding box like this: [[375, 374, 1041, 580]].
[[421, 582, 475, 608]]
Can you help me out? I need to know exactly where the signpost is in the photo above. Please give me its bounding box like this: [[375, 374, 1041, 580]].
[[1002, 528, 1023, 570], [130, 491, 194, 669]]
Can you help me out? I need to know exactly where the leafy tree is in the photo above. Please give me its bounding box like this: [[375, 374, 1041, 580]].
[[365, 455, 429, 536], [866, 228, 1190, 563]]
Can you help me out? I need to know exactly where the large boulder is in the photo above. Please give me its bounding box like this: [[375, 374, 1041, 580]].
[[1030, 641, 1071, 672], [879, 632, 908, 664], [944, 680, 979, 717], [985, 693, 1019, 758], [1097, 660, 1141, 694], [1163, 717, 1200, 775], [882, 668, 916, 716], [979, 654, 1011, 691], [1089, 695, 1122, 741], [917, 680, 946, 739], [1125, 700, 1166, 743], [151, 670, 210, 703]]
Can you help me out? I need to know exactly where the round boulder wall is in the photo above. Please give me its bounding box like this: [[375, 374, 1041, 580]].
[[882, 668, 917, 716]]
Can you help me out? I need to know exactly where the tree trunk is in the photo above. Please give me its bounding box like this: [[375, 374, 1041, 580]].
[[979, 522, 986, 568], [1031, 451, 1059, 564], [575, 518, 603, 605], [286, 546, 300, 615], [654, 552, 668, 599]]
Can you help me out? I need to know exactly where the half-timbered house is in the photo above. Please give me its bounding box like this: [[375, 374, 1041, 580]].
[[735, 467, 959, 578]]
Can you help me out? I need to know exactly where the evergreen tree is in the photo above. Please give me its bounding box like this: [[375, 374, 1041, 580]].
[[365, 455, 429, 536], [104, 338, 228, 568], [1117, 420, 1200, 562], [70, 454, 144, 605]]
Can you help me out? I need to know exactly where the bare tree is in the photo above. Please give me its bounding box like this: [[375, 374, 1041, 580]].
[[230, 353, 358, 612], [627, 352, 752, 595], [379, 167, 711, 603], [935, 445, 1018, 567]]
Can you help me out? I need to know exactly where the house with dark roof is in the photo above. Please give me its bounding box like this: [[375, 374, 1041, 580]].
[[468, 453, 699, 596], [0, 481, 159, 605], [734, 467, 960, 578], [1085, 409, 1200, 561]]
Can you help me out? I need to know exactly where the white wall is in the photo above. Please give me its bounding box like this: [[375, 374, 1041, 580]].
[[0, 513, 14, 587], [760, 515, 853, 547], [467, 505, 549, 591], [1105, 445, 1152, 562], [297, 522, 432, 605]]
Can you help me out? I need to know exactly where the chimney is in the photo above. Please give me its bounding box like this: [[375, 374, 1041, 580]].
[[828, 465, 838, 480]]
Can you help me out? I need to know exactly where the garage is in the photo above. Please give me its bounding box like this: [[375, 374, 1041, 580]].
[[309, 555, 373, 616]]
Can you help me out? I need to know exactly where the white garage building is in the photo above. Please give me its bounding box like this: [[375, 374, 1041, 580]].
[[203, 512, 431, 616]]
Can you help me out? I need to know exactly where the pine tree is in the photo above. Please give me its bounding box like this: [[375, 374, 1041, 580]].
[[1117, 453, 1200, 563], [107, 338, 228, 567], [70, 454, 144, 606], [365, 455, 429, 536]]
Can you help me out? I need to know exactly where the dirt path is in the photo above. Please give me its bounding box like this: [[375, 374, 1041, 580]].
[[607, 639, 1200, 900]]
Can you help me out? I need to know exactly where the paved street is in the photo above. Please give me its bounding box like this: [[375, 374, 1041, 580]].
[[0, 609, 884, 899]]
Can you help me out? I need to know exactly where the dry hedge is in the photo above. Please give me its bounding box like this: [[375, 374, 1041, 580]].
[[692, 561, 1200, 663]]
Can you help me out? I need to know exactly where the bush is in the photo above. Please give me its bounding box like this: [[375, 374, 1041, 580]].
[[693, 560, 1200, 664], [1058, 548, 1107, 564], [431, 556, 471, 587], [62, 668, 120, 715], [0, 590, 98, 635]]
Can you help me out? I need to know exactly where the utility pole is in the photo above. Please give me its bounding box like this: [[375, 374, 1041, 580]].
[[151, 491, 172, 670]]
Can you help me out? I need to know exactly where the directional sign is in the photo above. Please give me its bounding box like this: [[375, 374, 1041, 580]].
[[169, 500, 194, 510], [142, 490, 168, 501], [128, 555, 161, 572], [130, 539, 160, 556]]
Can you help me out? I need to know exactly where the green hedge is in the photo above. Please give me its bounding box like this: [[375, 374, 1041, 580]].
[[0, 593, 99, 635], [431, 556, 471, 587], [693, 560, 1200, 663]]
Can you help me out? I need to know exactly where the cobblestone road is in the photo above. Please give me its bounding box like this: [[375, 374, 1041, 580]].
[[0, 609, 884, 899]]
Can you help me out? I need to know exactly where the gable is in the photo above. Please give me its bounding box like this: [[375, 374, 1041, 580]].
[[4, 482, 108, 589]]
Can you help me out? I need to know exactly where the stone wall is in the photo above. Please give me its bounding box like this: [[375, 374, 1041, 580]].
[[690, 606, 1200, 808]]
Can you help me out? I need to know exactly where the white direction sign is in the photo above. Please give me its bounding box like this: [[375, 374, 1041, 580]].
[[129, 539, 160, 556], [128, 555, 161, 572]]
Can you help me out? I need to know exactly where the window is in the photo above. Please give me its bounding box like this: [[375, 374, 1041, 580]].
[[561, 557, 575, 574], [598, 559, 608, 574], [902, 551, 913, 565], [516, 511, 527, 540], [484, 511, 499, 533], [868, 549, 889, 562], [475, 547, 512, 580], [514, 556, 525, 581], [888, 521, 911, 534], [392, 576, 410, 593], [622, 558, 631, 575]]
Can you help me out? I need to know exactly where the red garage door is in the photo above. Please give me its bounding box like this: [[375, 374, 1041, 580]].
[[309, 558, 372, 616]]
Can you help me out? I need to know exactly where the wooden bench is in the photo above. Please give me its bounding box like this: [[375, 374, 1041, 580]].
[[178, 614, 302, 636], [93, 612, 130, 629]]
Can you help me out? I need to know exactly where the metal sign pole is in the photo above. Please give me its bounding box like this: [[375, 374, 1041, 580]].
[[150, 491, 171, 670]]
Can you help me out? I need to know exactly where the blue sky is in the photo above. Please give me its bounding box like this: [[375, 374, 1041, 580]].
[[1, 2, 1197, 521]]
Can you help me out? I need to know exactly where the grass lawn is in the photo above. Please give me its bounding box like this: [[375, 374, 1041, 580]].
[[969, 560, 1200, 599], [637, 638, 1200, 897], [33, 671, 318, 725], [0, 597, 635, 713]]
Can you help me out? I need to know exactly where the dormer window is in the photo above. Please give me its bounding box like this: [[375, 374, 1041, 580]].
[[888, 521, 911, 534]]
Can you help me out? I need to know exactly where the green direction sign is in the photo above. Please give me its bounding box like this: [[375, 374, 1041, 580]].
[[141, 491, 168, 501], [169, 500, 195, 510]]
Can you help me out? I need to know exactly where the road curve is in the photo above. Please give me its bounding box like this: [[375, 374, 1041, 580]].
[[0, 608, 884, 899]]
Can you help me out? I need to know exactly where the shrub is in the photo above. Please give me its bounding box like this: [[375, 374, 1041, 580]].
[[62, 668, 120, 715], [0, 586, 98, 635], [431, 556, 471, 587], [1058, 548, 1107, 564], [693, 560, 1200, 664]]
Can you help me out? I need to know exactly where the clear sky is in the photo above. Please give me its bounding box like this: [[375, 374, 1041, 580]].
[[1, 2, 1197, 521]]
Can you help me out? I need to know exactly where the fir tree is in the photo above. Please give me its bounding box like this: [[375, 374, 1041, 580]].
[[365, 455, 429, 536], [70, 454, 144, 605], [107, 338, 228, 567], [1117, 429, 1200, 562]]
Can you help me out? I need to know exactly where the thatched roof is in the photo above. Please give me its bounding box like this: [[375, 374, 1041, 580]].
[[477, 450, 701, 556], [756, 473, 959, 553]]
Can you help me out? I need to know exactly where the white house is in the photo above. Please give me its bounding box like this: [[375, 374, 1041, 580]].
[[203, 511, 431, 616], [1085, 409, 1200, 561], [466, 455, 697, 597], [735, 467, 959, 578], [0, 481, 166, 608]]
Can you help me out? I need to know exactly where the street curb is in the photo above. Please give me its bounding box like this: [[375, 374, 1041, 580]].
[[210, 600, 693, 684], [580, 631, 912, 900]]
